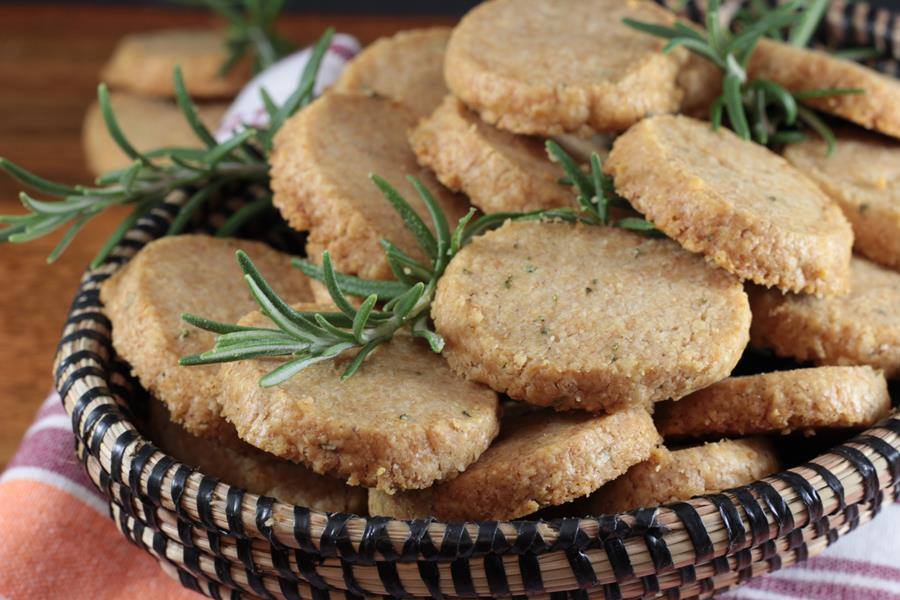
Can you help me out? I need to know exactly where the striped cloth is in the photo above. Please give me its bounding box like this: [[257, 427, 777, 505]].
[[1, 393, 899, 599]]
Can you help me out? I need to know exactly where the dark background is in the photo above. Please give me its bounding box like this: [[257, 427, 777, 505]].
[[2, 0, 898, 15], [0, 1, 482, 13]]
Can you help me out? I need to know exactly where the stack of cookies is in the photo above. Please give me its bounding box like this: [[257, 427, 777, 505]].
[[82, 29, 249, 175], [102, 0, 899, 521]]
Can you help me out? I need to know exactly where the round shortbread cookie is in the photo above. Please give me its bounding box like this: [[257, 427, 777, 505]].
[[218, 306, 501, 493], [748, 39, 900, 139], [270, 93, 470, 280], [784, 129, 900, 270], [432, 220, 751, 411], [101, 29, 250, 99], [100, 235, 314, 437], [82, 92, 228, 176], [750, 256, 900, 379], [332, 27, 451, 118], [144, 398, 366, 513], [368, 408, 660, 520], [605, 114, 854, 296], [587, 438, 780, 513], [656, 366, 890, 438], [444, 0, 686, 136], [409, 95, 570, 213]]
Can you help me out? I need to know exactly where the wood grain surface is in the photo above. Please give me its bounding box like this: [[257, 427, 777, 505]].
[[0, 6, 452, 469]]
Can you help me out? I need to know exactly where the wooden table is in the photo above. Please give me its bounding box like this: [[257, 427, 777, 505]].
[[0, 6, 452, 469]]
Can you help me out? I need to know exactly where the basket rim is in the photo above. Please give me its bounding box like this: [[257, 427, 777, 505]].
[[52, 194, 900, 598]]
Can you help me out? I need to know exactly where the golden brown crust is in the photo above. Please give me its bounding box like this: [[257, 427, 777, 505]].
[[444, 0, 686, 136], [749, 257, 900, 379], [101, 29, 250, 99], [749, 39, 900, 139], [217, 305, 501, 493], [144, 398, 366, 513], [82, 93, 228, 176], [656, 366, 890, 438], [606, 114, 854, 296], [432, 220, 751, 411], [587, 438, 780, 513], [332, 27, 451, 117], [784, 129, 900, 270], [269, 93, 470, 280], [100, 235, 314, 437], [409, 95, 571, 213], [368, 408, 660, 520]]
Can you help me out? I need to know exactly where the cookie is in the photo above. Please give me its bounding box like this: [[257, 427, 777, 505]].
[[332, 27, 451, 117], [100, 235, 314, 437], [218, 306, 501, 493], [432, 220, 751, 412], [656, 366, 890, 439], [82, 92, 228, 176], [605, 114, 854, 296], [587, 438, 780, 513], [270, 93, 470, 280], [750, 256, 900, 379], [409, 95, 570, 213], [368, 408, 660, 520], [784, 129, 900, 270], [144, 398, 366, 513], [444, 0, 686, 136], [101, 29, 250, 99], [748, 39, 900, 139]]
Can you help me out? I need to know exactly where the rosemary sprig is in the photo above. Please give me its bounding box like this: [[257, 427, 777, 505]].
[[181, 174, 477, 384], [180, 0, 294, 74], [0, 28, 334, 266], [545, 140, 659, 234], [625, 0, 862, 153], [181, 145, 658, 384]]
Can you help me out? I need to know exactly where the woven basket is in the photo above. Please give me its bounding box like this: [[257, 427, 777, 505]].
[[53, 2, 900, 597], [53, 188, 900, 600]]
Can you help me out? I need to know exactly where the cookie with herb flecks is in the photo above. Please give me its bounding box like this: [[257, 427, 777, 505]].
[[606, 114, 854, 296], [586, 438, 780, 513], [144, 398, 366, 513], [656, 366, 890, 439], [748, 39, 900, 140], [100, 235, 314, 438], [217, 304, 501, 493], [750, 257, 900, 379], [784, 128, 900, 270], [82, 92, 228, 176], [332, 27, 451, 118], [409, 95, 572, 213], [368, 408, 660, 520], [270, 93, 470, 280], [432, 220, 751, 412], [102, 29, 250, 99], [443, 0, 687, 136]]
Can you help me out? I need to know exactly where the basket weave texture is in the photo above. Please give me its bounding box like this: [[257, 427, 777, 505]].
[[53, 187, 900, 599]]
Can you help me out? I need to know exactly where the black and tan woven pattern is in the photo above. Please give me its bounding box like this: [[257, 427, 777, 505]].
[[53, 2, 900, 596]]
